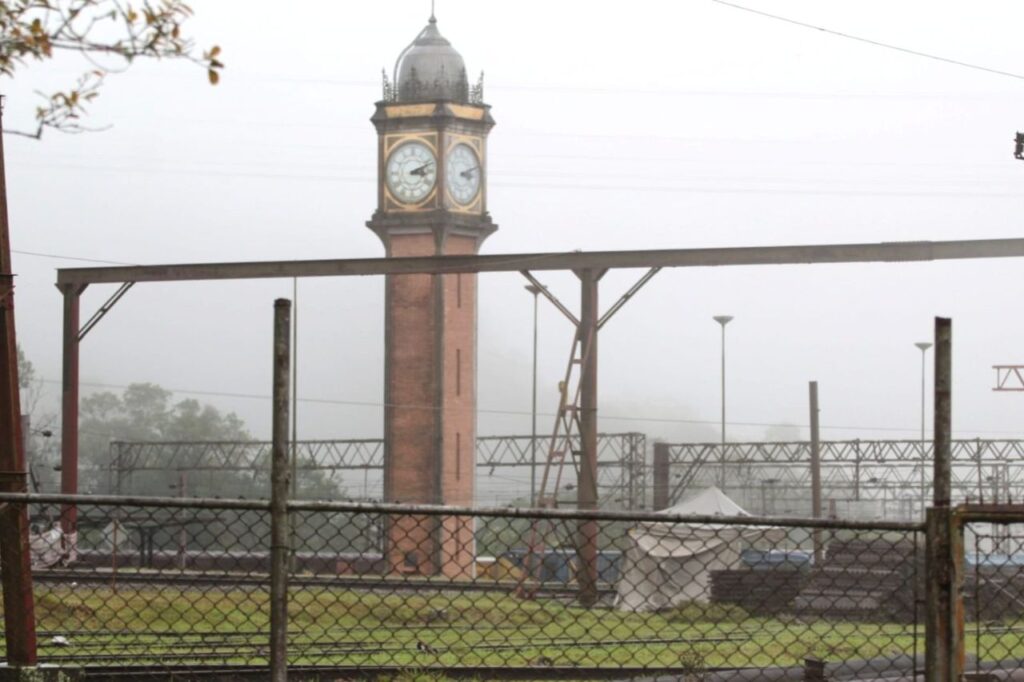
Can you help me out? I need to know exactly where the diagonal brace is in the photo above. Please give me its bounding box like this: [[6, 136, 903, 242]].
[[598, 267, 661, 330], [520, 270, 579, 326], [79, 282, 134, 341]]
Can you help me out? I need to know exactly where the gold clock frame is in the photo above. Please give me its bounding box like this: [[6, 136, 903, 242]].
[[444, 134, 485, 214], [382, 132, 439, 212]]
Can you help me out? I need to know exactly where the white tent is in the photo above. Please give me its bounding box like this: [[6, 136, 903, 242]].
[[615, 487, 780, 612]]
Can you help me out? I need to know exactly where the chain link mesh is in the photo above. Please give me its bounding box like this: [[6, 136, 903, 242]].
[[0, 496, 931, 678], [967, 521, 1024, 676]]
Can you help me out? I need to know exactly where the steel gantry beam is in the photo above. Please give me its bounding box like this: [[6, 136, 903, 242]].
[[54, 236, 1024, 538], [56, 238, 1024, 285]]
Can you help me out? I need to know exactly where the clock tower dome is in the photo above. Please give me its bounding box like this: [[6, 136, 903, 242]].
[[367, 13, 495, 577]]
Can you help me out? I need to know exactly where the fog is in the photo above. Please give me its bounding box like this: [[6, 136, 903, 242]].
[[7, 0, 1024, 482]]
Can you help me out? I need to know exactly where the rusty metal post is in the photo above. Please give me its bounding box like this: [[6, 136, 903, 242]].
[[269, 298, 291, 681], [576, 268, 601, 607], [809, 381, 823, 562], [0, 98, 37, 667], [653, 442, 670, 511], [59, 283, 83, 539], [925, 316, 963, 682]]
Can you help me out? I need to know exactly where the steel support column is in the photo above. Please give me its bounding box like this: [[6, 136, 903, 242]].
[[59, 283, 84, 538], [576, 268, 602, 607]]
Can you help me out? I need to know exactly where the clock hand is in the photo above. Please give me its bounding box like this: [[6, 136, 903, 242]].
[[459, 166, 480, 179], [410, 161, 434, 177]]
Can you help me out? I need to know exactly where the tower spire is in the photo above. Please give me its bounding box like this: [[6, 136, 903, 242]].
[[430, 0, 436, 23]]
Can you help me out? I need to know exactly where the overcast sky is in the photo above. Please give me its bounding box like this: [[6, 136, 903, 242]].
[[6, 1, 1024, 474]]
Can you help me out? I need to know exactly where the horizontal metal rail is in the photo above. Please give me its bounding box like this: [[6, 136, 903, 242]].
[[0, 492, 925, 530], [56, 237, 1024, 285]]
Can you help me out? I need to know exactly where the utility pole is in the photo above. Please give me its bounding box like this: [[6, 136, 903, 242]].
[[0, 98, 38, 666], [915, 341, 932, 516], [713, 315, 733, 488]]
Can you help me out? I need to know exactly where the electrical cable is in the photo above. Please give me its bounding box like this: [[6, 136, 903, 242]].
[[33, 377, 1024, 437], [709, 0, 1024, 82]]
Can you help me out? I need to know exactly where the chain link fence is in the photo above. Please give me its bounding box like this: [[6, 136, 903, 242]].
[[0, 493, 931, 678], [965, 519, 1024, 676]]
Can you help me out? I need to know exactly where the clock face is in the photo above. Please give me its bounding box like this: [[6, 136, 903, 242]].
[[446, 143, 481, 206], [386, 141, 437, 204]]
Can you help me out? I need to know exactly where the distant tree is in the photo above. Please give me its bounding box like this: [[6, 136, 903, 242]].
[[0, 0, 223, 138], [79, 382, 345, 501], [79, 382, 250, 496]]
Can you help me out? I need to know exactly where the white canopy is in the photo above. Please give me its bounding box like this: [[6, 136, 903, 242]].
[[615, 487, 780, 612]]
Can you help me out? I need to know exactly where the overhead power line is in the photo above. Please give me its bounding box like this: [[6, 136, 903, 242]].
[[710, 0, 1024, 82], [34, 377, 1024, 438]]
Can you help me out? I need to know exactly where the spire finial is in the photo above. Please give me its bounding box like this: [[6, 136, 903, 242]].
[[430, 0, 436, 22]]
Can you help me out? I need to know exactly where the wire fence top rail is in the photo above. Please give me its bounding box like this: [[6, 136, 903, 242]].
[[0, 492, 926, 531]]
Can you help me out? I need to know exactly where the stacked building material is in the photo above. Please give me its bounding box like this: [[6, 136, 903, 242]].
[[792, 537, 921, 622], [710, 568, 808, 615]]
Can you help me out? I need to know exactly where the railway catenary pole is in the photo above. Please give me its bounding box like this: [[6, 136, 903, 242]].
[[270, 299, 292, 681], [576, 268, 602, 608], [0, 96, 37, 666]]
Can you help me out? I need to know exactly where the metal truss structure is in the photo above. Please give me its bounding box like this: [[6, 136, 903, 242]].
[[108, 432, 647, 509], [666, 439, 1024, 519], [993, 365, 1024, 391]]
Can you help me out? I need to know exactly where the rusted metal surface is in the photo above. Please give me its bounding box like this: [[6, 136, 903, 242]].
[[54, 238, 1024, 285], [0, 98, 37, 666], [269, 299, 291, 682]]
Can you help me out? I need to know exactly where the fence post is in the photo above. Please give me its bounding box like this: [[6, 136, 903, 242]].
[[653, 442, 670, 511], [269, 298, 292, 682], [925, 316, 964, 682], [809, 382, 823, 563]]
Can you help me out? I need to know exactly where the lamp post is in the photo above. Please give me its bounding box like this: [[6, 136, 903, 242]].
[[914, 341, 932, 515], [526, 285, 541, 506], [713, 315, 733, 488]]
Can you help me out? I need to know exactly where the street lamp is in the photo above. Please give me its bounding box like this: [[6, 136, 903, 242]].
[[914, 341, 932, 514], [713, 315, 733, 488], [526, 285, 541, 506]]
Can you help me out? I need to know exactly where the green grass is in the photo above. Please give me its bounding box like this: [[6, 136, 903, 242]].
[[2, 584, 1019, 671]]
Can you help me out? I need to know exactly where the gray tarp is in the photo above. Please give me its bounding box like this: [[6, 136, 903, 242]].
[[615, 487, 782, 612]]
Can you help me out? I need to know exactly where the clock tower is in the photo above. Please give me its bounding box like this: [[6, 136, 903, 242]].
[[368, 13, 495, 577]]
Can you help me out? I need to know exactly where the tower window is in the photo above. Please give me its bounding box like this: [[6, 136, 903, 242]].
[[456, 349, 462, 396]]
